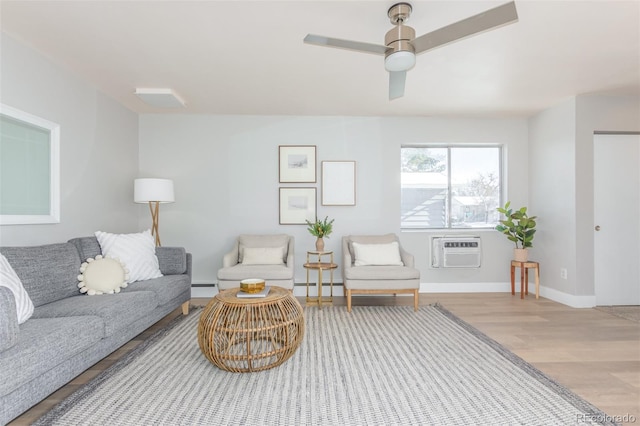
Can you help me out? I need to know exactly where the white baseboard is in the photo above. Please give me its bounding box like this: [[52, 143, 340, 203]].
[[539, 286, 596, 308], [191, 282, 596, 308], [421, 282, 510, 293], [190, 284, 345, 299]]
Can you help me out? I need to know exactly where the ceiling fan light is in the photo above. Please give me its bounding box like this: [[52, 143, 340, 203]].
[[384, 51, 416, 72]]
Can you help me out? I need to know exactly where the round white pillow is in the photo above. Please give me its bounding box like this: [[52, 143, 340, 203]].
[[78, 255, 129, 296]]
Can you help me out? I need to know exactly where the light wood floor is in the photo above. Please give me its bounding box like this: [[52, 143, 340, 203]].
[[10, 293, 640, 425]]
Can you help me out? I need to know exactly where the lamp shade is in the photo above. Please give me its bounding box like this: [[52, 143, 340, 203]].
[[134, 179, 175, 203]]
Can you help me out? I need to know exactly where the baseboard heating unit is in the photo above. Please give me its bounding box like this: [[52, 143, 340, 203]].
[[431, 236, 481, 268]]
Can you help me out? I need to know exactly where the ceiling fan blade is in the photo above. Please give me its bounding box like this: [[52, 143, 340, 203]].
[[304, 34, 389, 55], [412, 1, 518, 54], [389, 71, 407, 100]]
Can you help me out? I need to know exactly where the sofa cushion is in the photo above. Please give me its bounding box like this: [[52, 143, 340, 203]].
[[344, 265, 420, 280], [0, 243, 81, 307], [0, 316, 103, 397], [156, 247, 187, 275], [70, 237, 187, 276], [78, 256, 129, 295], [352, 241, 404, 266], [68, 236, 102, 262], [95, 230, 162, 283], [32, 291, 158, 337], [238, 234, 289, 263], [218, 264, 293, 281], [0, 253, 34, 323], [241, 247, 285, 265], [122, 274, 190, 306], [0, 287, 19, 352]]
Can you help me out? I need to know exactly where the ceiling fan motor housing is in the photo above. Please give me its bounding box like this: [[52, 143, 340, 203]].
[[385, 2, 415, 60]]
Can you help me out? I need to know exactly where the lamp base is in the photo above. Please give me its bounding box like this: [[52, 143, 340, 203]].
[[149, 201, 161, 246]]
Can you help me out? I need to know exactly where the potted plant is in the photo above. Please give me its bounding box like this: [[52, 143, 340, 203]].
[[496, 201, 537, 262], [305, 216, 335, 252]]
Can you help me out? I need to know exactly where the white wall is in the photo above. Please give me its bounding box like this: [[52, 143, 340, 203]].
[[574, 95, 640, 296], [139, 115, 529, 288], [528, 98, 577, 297], [0, 33, 140, 246], [528, 94, 640, 307]]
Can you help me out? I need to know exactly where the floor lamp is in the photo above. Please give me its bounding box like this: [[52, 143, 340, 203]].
[[134, 178, 175, 246]]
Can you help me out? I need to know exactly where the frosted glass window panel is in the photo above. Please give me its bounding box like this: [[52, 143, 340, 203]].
[[0, 104, 60, 224]]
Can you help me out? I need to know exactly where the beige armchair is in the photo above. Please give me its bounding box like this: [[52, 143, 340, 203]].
[[217, 234, 295, 291], [342, 234, 420, 312]]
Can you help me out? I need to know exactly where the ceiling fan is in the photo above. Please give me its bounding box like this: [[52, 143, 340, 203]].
[[303, 1, 518, 100]]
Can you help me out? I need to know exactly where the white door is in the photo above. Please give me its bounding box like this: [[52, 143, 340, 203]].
[[594, 134, 640, 305]]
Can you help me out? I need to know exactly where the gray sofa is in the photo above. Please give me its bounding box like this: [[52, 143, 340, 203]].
[[0, 236, 192, 424]]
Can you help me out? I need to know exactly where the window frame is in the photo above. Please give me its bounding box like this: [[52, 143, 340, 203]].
[[0, 104, 60, 225], [401, 144, 503, 230]]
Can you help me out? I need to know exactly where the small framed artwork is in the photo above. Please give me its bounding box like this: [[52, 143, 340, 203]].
[[279, 145, 316, 183], [322, 161, 356, 206], [279, 187, 316, 225]]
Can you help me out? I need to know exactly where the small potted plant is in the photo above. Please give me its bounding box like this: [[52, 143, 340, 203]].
[[305, 216, 335, 252], [496, 201, 537, 262]]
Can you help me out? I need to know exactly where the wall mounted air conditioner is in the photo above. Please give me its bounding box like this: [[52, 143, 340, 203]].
[[431, 236, 481, 268]]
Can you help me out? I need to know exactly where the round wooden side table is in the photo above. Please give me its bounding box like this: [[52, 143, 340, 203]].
[[198, 286, 305, 372]]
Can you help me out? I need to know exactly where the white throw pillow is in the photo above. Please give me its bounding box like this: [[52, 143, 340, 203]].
[[0, 253, 34, 324], [352, 241, 404, 266], [95, 230, 162, 283], [78, 255, 129, 295], [241, 247, 285, 265]]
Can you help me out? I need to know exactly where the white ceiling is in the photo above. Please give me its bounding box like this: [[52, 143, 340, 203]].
[[2, 0, 639, 117]]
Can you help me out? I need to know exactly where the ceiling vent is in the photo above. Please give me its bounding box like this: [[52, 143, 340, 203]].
[[135, 88, 186, 108]]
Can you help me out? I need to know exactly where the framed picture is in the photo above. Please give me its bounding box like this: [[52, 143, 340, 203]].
[[279, 145, 316, 183], [322, 161, 356, 206], [279, 187, 316, 225]]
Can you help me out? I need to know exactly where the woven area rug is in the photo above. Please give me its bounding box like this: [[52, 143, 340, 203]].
[[36, 305, 613, 425], [595, 305, 640, 323]]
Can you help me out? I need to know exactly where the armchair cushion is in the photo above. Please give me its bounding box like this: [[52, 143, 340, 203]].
[[352, 241, 403, 266], [344, 265, 419, 280], [241, 247, 285, 265], [238, 234, 290, 263], [217, 264, 293, 281]]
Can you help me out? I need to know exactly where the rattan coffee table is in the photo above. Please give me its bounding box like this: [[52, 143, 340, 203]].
[[198, 286, 305, 372]]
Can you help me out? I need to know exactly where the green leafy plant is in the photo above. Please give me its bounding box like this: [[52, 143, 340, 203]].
[[305, 216, 334, 238], [495, 201, 537, 249]]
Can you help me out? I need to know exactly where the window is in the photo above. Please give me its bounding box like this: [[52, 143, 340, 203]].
[[401, 146, 502, 229], [0, 104, 60, 225]]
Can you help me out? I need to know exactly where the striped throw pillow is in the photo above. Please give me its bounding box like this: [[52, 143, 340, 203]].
[[95, 230, 162, 283], [0, 253, 34, 324]]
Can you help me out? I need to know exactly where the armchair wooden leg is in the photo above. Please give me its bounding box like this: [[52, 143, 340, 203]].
[[347, 289, 352, 312], [181, 301, 189, 315], [413, 289, 419, 311]]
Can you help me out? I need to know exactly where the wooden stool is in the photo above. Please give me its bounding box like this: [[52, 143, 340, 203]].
[[510, 260, 540, 299]]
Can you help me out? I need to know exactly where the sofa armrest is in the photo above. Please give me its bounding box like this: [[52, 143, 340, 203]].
[[222, 242, 240, 268], [342, 237, 353, 279], [185, 253, 192, 281], [156, 247, 188, 275], [399, 246, 415, 268], [285, 237, 295, 271], [0, 287, 19, 352]]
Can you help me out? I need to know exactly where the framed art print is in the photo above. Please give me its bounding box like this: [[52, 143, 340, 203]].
[[322, 161, 356, 206], [279, 145, 316, 183], [279, 187, 316, 224]]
